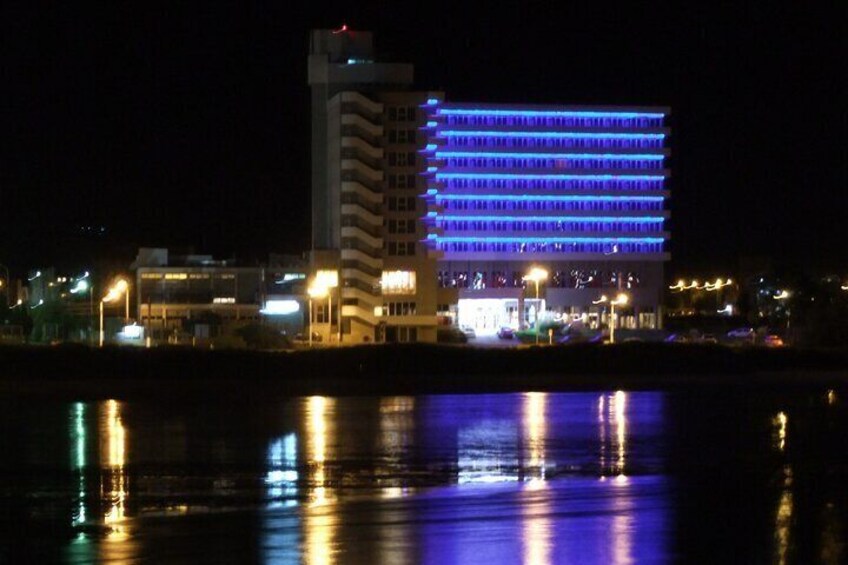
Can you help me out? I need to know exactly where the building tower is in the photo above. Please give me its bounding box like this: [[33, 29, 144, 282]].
[[308, 28, 441, 343]]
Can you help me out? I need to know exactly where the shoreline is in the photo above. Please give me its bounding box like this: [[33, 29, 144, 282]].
[[1, 343, 847, 399]]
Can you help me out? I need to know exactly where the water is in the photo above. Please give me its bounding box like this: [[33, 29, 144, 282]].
[[1, 389, 846, 563]]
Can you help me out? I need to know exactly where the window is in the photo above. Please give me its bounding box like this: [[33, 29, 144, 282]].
[[390, 129, 417, 144], [383, 302, 417, 316], [391, 106, 417, 122], [388, 152, 417, 167], [382, 270, 416, 294], [388, 195, 416, 210], [388, 196, 417, 211], [385, 326, 418, 343], [387, 241, 416, 256], [388, 174, 417, 189], [387, 219, 416, 234]]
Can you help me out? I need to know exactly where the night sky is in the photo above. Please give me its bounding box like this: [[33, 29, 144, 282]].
[[3, 2, 844, 276]]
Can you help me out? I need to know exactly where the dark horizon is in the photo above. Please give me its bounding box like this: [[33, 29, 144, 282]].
[[2, 3, 844, 277]]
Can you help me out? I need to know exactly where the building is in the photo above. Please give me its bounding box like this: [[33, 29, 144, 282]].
[[132, 248, 308, 340], [309, 28, 670, 341], [423, 102, 671, 333], [309, 27, 440, 344]]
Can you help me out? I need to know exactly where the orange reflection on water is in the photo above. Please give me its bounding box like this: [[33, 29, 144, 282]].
[[378, 396, 415, 497], [101, 400, 127, 536], [97, 399, 137, 561], [611, 475, 634, 564], [598, 391, 628, 478], [306, 396, 333, 506], [614, 391, 627, 478], [521, 482, 552, 565], [524, 392, 547, 483], [304, 396, 337, 565], [774, 466, 794, 565], [773, 411, 788, 452]]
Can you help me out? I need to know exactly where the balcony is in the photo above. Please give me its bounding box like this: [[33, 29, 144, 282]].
[[341, 203, 383, 225], [340, 248, 383, 270], [341, 114, 383, 137], [342, 136, 384, 159], [341, 226, 383, 249], [341, 181, 382, 203], [342, 159, 384, 182]]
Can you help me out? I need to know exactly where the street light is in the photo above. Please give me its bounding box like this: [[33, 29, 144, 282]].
[[307, 283, 328, 347], [593, 293, 629, 344], [0, 263, 9, 308], [113, 279, 130, 322], [773, 289, 792, 337], [522, 267, 548, 344], [99, 280, 129, 347], [668, 279, 686, 291], [314, 270, 340, 343]]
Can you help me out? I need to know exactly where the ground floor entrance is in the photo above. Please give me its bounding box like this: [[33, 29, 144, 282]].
[[456, 298, 545, 336]]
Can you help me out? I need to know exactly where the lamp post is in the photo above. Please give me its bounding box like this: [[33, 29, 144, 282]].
[[112, 279, 130, 323], [593, 293, 629, 344], [314, 270, 339, 344], [0, 263, 9, 309], [706, 278, 733, 309], [307, 284, 328, 346], [773, 290, 791, 337], [99, 280, 128, 347], [522, 267, 548, 345]]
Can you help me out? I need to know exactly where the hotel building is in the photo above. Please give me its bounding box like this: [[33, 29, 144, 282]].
[[424, 102, 670, 333], [308, 28, 441, 343], [309, 28, 670, 342]]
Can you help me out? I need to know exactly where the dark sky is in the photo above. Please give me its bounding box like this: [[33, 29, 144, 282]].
[[2, 2, 845, 276]]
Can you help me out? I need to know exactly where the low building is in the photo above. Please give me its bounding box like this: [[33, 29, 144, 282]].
[[132, 248, 308, 341]]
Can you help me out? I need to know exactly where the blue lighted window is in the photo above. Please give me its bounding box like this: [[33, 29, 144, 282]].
[[438, 109, 665, 119], [439, 130, 665, 139]]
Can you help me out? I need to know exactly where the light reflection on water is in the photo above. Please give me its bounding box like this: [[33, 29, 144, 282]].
[[1, 389, 846, 563]]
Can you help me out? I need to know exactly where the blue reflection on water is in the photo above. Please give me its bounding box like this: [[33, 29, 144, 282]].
[[253, 391, 671, 564], [415, 392, 670, 564], [266, 433, 298, 508]]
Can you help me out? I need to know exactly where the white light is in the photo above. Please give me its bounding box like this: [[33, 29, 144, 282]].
[[280, 273, 306, 283], [315, 270, 339, 289], [261, 300, 301, 316], [381, 270, 416, 294], [120, 324, 144, 339], [70, 280, 90, 294]]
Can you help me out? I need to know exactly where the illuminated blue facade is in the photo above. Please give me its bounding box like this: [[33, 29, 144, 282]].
[[422, 102, 671, 329], [423, 103, 670, 260]]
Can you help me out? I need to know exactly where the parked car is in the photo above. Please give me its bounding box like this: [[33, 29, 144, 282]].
[[437, 326, 468, 344], [665, 333, 690, 344], [497, 326, 515, 339], [763, 334, 785, 348], [293, 331, 322, 344], [460, 325, 477, 339], [727, 327, 755, 340]]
